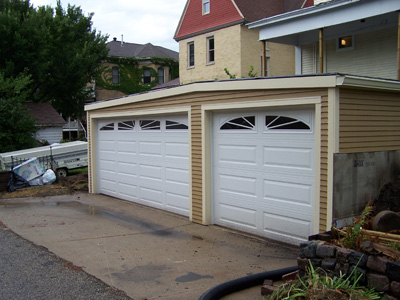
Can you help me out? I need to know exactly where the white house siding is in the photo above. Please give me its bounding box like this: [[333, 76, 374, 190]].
[[35, 127, 63, 144], [325, 27, 397, 79], [301, 44, 318, 74]]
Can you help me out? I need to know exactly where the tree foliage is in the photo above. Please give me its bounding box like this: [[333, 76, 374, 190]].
[[0, 72, 38, 152], [0, 0, 109, 118]]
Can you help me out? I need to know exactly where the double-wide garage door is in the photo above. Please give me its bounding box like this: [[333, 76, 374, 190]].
[[97, 115, 190, 216], [213, 107, 315, 244]]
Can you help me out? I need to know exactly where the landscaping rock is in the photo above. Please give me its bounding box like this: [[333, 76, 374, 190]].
[[372, 210, 400, 233], [367, 255, 389, 273], [321, 258, 337, 270], [348, 250, 368, 268], [386, 261, 400, 282], [336, 247, 352, 264], [367, 273, 390, 292], [374, 178, 400, 214], [297, 257, 309, 271], [391, 281, 400, 297], [299, 241, 319, 258], [316, 244, 336, 258]]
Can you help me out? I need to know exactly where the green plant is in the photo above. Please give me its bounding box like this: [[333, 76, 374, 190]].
[[224, 68, 236, 79], [269, 260, 382, 300], [248, 65, 258, 77]]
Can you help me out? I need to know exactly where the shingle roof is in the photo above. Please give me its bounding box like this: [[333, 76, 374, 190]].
[[174, 0, 308, 40], [107, 40, 179, 61], [24, 103, 67, 126]]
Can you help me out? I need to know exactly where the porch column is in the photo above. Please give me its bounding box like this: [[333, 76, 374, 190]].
[[261, 40, 266, 77], [319, 28, 324, 73]]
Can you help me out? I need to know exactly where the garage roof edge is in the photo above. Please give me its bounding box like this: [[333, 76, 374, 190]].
[[85, 74, 400, 111]]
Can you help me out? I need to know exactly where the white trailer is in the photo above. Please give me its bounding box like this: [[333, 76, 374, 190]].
[[0, 141, 88, 177]]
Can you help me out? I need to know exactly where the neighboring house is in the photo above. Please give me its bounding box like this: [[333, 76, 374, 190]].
[[248, 0, 400, 80], [95, 38, 179, 101], [25, 103, 67, 145], [173, 0, 313, 84]]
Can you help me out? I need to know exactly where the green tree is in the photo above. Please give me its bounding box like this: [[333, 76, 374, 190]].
[[0, 72, 38, 152], [0, 0, 109, 119]]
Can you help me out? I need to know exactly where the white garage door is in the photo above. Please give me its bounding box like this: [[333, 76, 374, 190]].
[[97, 115, 190, 216], [213, 107, 315, 245]]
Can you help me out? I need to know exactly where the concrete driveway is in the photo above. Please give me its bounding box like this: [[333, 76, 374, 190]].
[[0, 193, 298, 299]]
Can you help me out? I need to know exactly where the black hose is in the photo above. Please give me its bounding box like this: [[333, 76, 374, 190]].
[[198, 265, 298, 300]]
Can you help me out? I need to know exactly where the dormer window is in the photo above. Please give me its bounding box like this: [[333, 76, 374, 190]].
[[203, 0, 210, 15]]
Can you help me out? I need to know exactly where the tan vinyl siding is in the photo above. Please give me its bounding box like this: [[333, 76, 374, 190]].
[[88, 88, 328, 227], [320, 94, 329, 231], [339, 88, 400, 153]]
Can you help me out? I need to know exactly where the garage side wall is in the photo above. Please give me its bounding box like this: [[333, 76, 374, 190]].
[[339, 88, 400, 153], [87, 88, 329, 226]]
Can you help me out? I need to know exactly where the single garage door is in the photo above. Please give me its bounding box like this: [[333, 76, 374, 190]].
[[213, 107, 315, 244], [97, 115, 190, 216]]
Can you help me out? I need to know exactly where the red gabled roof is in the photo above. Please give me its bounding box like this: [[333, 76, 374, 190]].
[[174, 0, 307, 41], [174, 0, 243, 41]]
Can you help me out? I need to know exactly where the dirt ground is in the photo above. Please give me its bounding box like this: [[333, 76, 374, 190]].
[[0, 173, 88, 199]]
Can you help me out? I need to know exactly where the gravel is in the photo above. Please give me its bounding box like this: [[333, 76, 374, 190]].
[[0, 225, 132, 300]]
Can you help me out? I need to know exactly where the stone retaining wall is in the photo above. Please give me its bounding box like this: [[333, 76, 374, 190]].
[[298, 241, 400, 300]]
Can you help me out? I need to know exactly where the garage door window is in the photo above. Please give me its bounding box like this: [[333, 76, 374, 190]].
[[220, 116, 255, 130], [100, 122, 115, 131], [140, 120, 160, 130], [118, 121, 135, 130], [166, 120, 188, 130], [265, 116, 310, 130]]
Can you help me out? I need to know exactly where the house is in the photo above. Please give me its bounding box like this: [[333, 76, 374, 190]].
[[95, 38, 179, 101], [248, 0, 400, 80], [85, 74, 400, 245], [25, 103, 67, 145], [173, 0, 313, 84]]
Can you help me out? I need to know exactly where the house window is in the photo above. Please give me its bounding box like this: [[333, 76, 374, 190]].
[[112, 66, 119, 84], [166, 120, 188, 130], [207, 36, 215, 64], [265, 116, 310, 130], [188, 42, 195, 67], [158, 68, 165, 84], [220, 116, 255, 130], [100, 122, 115, 131], [143, 68, 151, 84], [118, 121, 135, 130], [337, 36, 354, 51], [203, 0, 210, 14], [140, 120, 160, 130]]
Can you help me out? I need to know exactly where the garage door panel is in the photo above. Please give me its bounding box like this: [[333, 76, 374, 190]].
[[213, 109, 315, 245], [263, 213, 312, 239], [218, 144, 257, 166], [166, 192, 189, 214], [139, 141, 162, 157], [97, 116, 189, 217], [165, 142, 189, 160], [219, 173, 257, 197], [140, 187, 163, 205], [263, 180, 313, 205], [139, 164, 163, 181], [263, 147, 313, 170], [217, 203, 257, 229]]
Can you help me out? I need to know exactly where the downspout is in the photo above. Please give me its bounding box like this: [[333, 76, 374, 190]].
[[319, 28, 324, 73], [397, 11, 400, 80]]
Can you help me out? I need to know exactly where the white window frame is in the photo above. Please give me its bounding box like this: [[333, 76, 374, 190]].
[[158, 67, 165, 84], [203, 0, 210, 15], [206, 36, 215, 65], [337, 35, 355, 51], [188, 42, 195, 68]]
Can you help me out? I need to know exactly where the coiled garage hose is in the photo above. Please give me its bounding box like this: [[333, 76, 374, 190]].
[[198, 265, 298, 300]]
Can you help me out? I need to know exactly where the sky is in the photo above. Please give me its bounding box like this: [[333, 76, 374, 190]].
[[29, 0, 188, 52]]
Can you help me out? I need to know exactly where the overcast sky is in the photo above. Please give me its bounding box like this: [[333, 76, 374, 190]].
[[29, 0, 187, 52]]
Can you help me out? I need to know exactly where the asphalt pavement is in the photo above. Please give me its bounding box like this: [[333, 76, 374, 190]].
[[0, 224, 131, 300]]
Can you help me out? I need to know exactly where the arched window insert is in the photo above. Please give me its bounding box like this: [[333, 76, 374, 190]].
[[265, 116, 310, 130], [100, 122, 115, 131], [140, 120, 160, 130], [220, 116, 255, 130], [118, 121, 135, 130], [166, 120, 188, 130]]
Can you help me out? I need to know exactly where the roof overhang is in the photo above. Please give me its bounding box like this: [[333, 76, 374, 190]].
[[85, 74, 400, 111], [248, 0, 400, 45]]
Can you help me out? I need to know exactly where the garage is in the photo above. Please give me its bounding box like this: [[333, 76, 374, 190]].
[[97, 115, 190, 216], [213, 107, 315, 244]]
